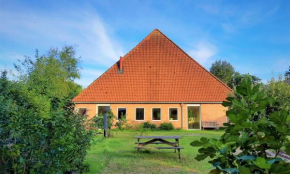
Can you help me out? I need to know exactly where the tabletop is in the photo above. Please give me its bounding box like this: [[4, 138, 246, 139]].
[[135, 136, 181, 139]]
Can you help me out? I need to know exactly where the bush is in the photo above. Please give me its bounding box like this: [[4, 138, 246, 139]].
[[159, 122, 174, 130], [115, 116, 127, 131], [190, 77, 290, 173], [0, 46, 93, 173], [0, 72, 93, 173], [141, 121, 157, 129], [93, 110, 116, 136]]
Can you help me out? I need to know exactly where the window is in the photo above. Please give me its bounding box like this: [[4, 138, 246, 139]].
[[118, 108, 126, 119], [169, 108, 178, 121], [152, 108, 161, 121], [136, 108, 145, 120], [78, 108, 87, 115], [98, 106, 110, 115]]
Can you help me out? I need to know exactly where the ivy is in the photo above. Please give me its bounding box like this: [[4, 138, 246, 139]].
[[190, 77, 290, 173]]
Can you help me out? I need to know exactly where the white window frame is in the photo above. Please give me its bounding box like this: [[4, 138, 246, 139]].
[[152, 108, 161, 121], [135, 108, 145, 121], [96, 104, 110, 116], [77, 107, 87, 115], [168, 107, 178, 121], [117, 107, 127, 120]]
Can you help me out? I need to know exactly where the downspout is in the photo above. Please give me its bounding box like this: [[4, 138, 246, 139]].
[[180, 103, 183, 129]]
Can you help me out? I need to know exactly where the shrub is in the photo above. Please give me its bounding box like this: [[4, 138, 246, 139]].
[[141, 121, 157, 129], [92, 110, 116, 136], [115, 116, 127, 131], [190, 77, 290, 173], [0, 72, 93, 173], [159, 122, 174, 130]]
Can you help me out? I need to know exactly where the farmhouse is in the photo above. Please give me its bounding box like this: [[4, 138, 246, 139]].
[[73, 29, 232, 130]]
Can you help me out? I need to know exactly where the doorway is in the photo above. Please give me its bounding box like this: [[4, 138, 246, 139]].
[[187, 105, 201, 130]]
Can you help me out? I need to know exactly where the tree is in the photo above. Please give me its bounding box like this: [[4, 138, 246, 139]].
[[0, 46, 92, 173], [285, 66, 290, 84], [265, 75, 290, 112], [210, 60, 235, 86], [190, 77, 290, 173], [14, 46, 82, 102], [210, 60, 261, 89], [229, 72, 261, 89]]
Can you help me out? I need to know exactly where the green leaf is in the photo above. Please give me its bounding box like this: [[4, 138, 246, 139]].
[[19, 157, 24, 163], [226, 97, 235, 101], [239, 131, 249, 144], [270, 110, 287, 126], [222, 101, 232, 107], [190, 140, 204, 147], [190, 137, 209, 147], [195, 147, 216, 161], [270, 162, 290, 174], [253, 157, 271, 169], [285, 144, 290, 155], [257, 132, 265, 139], [238, 166, 251, 174], [209, 168, 221, 174]]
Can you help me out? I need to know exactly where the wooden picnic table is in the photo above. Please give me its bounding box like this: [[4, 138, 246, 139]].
[[134, 136, 184, 159]]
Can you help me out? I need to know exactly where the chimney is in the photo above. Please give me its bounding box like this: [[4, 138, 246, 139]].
[[119, 56, 123, 71], [118, 56, 124, 74]]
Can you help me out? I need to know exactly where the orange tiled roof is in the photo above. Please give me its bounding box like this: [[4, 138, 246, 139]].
[[73, 29, 232, 103]]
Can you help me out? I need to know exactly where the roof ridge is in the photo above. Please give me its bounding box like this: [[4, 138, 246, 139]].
[[154, 29, 233, 92], [72, 29, 233, 102], [121, 29, 161, 60]]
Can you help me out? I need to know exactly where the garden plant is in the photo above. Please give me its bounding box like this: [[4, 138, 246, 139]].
[[190, 77, 290, 173]]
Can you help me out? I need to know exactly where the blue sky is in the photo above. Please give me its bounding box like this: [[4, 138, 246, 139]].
[[0, 0, 289, 87]]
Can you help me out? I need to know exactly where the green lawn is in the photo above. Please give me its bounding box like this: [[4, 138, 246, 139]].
[[85, 130, 223, 174]]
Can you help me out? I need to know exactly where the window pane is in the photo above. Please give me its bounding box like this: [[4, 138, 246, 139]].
[[136, 108, 144, 120], [98, 106, 110, 115], [78, 108, 87, 115], [118, 108, 126, 119], [188, 106, 200, 129], [169, 108, 178, 120], [152, 108, 161, 120]]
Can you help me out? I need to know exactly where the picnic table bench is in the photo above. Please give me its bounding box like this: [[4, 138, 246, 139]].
[[202, 121, 219, 130], [134, 136, 184, 159]]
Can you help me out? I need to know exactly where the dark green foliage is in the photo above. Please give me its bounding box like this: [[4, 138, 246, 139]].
[[190, 77, 290, 173], [210, 60, 261, 89], [285, 66, 290, 84], [159, 122, 174, 130], [265, 75, 290, 112], [210, 60, 235, 85], [141, 122, 157, 129], [229, 72, 261, 89], [0, 46, 92, 173]]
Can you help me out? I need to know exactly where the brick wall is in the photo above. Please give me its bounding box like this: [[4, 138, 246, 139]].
[[75, 103, 227, 129]]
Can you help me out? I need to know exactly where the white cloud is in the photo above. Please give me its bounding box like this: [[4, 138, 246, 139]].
[[188, 41, 218, 65], [0, 6, 124, 87]]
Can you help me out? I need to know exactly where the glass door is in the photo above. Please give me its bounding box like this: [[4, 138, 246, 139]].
[[187, 105, 201, 129]]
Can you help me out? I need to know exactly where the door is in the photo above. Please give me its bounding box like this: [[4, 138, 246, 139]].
[[187, 105, 201, 129]]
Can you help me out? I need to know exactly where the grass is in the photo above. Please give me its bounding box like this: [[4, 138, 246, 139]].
[[85, 129, 223, 174]]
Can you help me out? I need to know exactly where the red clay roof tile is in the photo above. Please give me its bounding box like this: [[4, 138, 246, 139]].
[[73, 29, 232, 103]]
